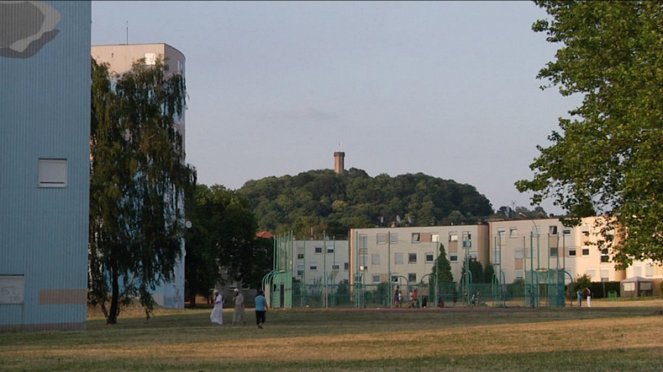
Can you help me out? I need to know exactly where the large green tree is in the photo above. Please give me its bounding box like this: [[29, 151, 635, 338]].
[[516, 1, 663, 267], [184, 185, 273, 304], [89, 58, 195, 323]]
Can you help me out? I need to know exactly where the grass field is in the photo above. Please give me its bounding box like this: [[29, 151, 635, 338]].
[[1, 299, 662, 371]]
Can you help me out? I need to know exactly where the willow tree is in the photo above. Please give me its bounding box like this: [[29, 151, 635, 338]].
[[89, 58, 195, 324], [517, 1, 663, 267]]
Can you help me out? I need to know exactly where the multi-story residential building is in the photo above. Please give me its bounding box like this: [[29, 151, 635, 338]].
[[294, 239, 349, 285], [348, 224, 489, 290], [91, 43, 187, 308], [488, 217, 627, 284], [1, 1, 91, 330]]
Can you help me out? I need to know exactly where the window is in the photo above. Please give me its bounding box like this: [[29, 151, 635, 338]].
[[394, 253, 404, 264], [391, 275, 399, 283], [38, 158, 67, 188], [358, 234, 368, 249], [449, 232, 458, 242], [411, 233, 421, 243], [371, 254, 380, 265], [549, 226, 558, 235], [600, 248, 609, 263], [550, 247, 558, 257], [372, 275, 381, 283], [331, 264, 340, 271], [408, 253, 417, 264], [562, 228, 571, 235], [297, 253, 304, 259], [359, 247, 368, 255], [390, 233, 398, 244], [144, 52, 156, 65], [310, 265, 317, 270], [297, 270, 304, 276], [582, 248, 590, 256], [314, 247, 322, 254], [569, 249, 576, 256], [377, 233, 387, 244], [425, 252, 434, 263], [344, 262, 349, 270], [327, 247, 334, 253], [408, 273, 417, 283], [515, 249, 524, 259], [450, 255, 458, 262], [509, 228, 518, 238], [600, 269, 609, 281]]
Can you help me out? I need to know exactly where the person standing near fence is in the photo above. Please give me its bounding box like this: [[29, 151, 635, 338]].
[[255, 289, 268, 329], [576, 288, 583, 307], [585, 287, 592, 308]]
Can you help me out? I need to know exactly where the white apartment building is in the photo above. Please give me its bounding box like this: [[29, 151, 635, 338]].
[[294, 239, 349, 285]]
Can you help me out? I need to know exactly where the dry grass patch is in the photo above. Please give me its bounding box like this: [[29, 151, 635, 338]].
[[2, 303, 662, 371]]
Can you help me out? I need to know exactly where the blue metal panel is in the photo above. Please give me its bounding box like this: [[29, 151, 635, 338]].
[[0, 1, 90, 330]]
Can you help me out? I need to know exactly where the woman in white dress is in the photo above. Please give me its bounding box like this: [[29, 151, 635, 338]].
[[210, 290, 223, 325]]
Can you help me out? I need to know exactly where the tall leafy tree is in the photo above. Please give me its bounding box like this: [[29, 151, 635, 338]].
[[89, 58, 195, 323], [517, 1, 663, 267], [185, 184, 272, 302]]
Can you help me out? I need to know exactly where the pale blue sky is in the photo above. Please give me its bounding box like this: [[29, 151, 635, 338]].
[[92, 1, 578, 214]]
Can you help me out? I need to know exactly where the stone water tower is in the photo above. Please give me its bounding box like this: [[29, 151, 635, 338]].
[[334, 152, 345, 174]]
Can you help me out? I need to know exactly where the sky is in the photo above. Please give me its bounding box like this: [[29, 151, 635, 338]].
[[91, 1, 580, 214]]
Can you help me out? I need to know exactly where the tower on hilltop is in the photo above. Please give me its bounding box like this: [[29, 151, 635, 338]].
[[334, 151, 345, 174]]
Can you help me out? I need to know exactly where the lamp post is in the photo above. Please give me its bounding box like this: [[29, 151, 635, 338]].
[[388, 230, 392, 308]]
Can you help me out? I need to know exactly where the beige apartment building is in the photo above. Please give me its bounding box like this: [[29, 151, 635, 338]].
[[348, 224, 489, 289], [488, 217, 627, 284], [347, 217, 661, 291]]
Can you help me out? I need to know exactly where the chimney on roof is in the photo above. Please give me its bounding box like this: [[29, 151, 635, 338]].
[[333, 152, 345, 174]]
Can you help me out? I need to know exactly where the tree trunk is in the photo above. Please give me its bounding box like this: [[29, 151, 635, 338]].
[[107, 265, 119, 324]]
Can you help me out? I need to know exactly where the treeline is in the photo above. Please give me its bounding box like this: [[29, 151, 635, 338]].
[[237, 168, 493, 239]]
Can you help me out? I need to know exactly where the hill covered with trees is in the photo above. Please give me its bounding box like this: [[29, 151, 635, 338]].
[[237, 168, 493, 238]]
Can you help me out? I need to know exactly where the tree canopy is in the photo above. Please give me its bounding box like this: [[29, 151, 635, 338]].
[[516, 1, 663, 267], [238, 169, 493, 238], [185, 184, 273, 305], [89, 58, 195, 323]]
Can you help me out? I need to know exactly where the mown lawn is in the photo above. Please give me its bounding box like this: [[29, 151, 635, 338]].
[[1, 300, 662, 371]]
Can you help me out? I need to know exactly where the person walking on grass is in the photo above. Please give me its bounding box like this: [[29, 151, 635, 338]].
[[255, 289, 268, 329], [210, 290, 223, 325], [232, 288, 245, 325]]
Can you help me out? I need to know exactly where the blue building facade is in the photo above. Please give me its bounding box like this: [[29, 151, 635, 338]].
[[0, 1, 91, 330]]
